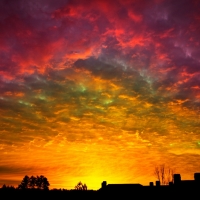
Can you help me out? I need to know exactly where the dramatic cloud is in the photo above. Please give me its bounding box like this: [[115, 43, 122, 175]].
[[0, 0, 200, 189]]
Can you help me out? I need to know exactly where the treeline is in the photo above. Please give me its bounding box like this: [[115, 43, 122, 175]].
[[1, 175, 50, 190], [1, 176, 88, 191]]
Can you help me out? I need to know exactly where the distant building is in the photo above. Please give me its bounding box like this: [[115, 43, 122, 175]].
[[99, 172, 200, 192]]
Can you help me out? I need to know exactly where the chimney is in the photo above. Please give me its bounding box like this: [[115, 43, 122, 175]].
[[174, 174, 181, 185], [156, 181, 160, 186], [101, 181, 107, 189], [150, 182, 154, 186], [194, 173, 200, 183]]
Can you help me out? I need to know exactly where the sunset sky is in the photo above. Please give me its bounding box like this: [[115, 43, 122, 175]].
[[0, 0, 200, 190]]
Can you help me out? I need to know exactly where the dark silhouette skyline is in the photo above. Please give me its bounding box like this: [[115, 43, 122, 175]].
[[1, 172, 200, 200], [1, 0, 200, 192], [1, 172, 200, 190]]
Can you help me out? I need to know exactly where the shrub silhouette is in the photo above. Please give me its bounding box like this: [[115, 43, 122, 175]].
[[74, 181, 87, 190], [1, 184, 15, 190]]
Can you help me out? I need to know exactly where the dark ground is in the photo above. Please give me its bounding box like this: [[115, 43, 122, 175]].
[[0, 186, 199, 200]]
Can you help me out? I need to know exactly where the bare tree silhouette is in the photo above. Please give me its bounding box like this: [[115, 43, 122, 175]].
[[74, 181, 87, 190], [154, 164, 174, 185]]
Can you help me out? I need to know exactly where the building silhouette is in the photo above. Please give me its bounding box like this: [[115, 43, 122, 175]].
[[98, 173, 200, 198], [1, 172, 200, 199], [100, 172, 200, 189], [100, 181, 142, 192], [173, 173, 200, 187]]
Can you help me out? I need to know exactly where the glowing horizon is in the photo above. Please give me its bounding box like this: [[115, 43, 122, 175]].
[[0, 0, 200, 190]]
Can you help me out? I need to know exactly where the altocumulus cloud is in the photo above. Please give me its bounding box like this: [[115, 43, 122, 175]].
[[0, 0, 200, 189]]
